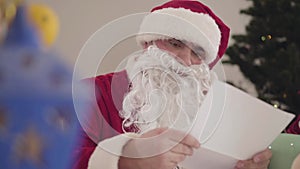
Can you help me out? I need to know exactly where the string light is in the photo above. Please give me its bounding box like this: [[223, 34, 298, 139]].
[[261, 34, 272, 42], [283, 93, 287, 98]]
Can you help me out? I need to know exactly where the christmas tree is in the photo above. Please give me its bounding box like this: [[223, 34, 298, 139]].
[[225, 0, 300, 116]]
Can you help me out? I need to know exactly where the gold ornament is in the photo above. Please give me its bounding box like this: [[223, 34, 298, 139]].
[[28, 4, 59, 47], [12, 127, 45, 166], [283, 93, 287, 98]]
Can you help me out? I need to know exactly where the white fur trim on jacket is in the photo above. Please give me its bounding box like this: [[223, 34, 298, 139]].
[[88, 133, 139, 169], [136, 8, 221, 64]]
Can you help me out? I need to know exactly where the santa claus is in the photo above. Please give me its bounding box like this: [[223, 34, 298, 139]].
[[73, 1, 272, 169]]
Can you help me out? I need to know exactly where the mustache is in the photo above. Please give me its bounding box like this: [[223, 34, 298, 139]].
[[121, 46, 212, 133], [127, 45, 207, 79]]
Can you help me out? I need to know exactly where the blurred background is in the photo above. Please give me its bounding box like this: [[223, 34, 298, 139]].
[[1, 0, 299, 169], [22, 0, 256, 95], [17, 0, 298, 116]]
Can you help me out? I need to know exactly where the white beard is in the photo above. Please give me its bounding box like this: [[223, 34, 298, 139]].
[[119, 45, 212, 133]]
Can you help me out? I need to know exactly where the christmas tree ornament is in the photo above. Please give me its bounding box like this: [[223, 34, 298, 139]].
[[4, 2, 17, 22], [28, 3, 59, 47], [12, 127, 45, 167], [0, 0, 24, 43], [0, 1, 59, 48], [0, 4, 90, 169], [283, 93, 287, 98]]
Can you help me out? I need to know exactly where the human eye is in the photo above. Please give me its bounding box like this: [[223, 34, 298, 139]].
[[192, 47, 206, 60], [168, 39, 183, 48]]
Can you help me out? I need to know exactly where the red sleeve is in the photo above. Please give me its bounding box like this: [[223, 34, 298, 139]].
[[286, 115, 300, 134], [71, 130, 97, 169], [71, 71, 130, 169]]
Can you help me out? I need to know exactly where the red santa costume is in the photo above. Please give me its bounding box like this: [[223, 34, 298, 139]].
[[286, 115, 300, 134], [72, 1, 231, 169]]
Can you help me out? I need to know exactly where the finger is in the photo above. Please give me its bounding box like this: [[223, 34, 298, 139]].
[[167, 151, 187, 164], [236, 159, 270, 169], [167, 130, 200, 148], [235, 160, 251, 169], [235, 149, 272, 168], [180, 134, 200, 148], [170, 143, 194, 156], [253, 149, 272, 163], [141, 127, 168, 138], [260, 160, 271, 168]]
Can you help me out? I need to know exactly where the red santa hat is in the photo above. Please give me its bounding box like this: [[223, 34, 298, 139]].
[[137, 0, 230, 68]]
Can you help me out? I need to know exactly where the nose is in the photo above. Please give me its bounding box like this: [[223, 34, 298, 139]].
[[176, 46, 193, 66]]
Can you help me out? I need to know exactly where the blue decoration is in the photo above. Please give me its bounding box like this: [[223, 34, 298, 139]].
[[4, 5, 40, 49], [0, 4, 90, 169]]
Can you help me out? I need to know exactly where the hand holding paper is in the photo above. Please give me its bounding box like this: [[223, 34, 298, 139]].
[[180, 80, 295, 169]]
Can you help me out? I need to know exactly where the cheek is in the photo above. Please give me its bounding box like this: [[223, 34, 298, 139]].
[[191, 57, 203, 65], [154, 40, 168, 50]]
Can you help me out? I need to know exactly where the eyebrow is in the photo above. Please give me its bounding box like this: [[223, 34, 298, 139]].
[[168, 39, 184, 44], [180, 40, 204, 50]]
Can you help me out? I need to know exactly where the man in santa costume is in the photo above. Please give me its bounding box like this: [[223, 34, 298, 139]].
[[73, 1, 272, 169]]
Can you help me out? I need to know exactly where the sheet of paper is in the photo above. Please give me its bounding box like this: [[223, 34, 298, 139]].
[[182, 147, 238, 169], [181, 80, 295, 169]]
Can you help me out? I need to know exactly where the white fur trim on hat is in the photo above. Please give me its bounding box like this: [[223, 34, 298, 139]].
[[137, 8, 221, 64]]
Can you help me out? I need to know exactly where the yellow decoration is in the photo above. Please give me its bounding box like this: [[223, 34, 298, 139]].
[[267, 34, 272, 40], [0, 0, 19, 43], [0, 0, 23, 23], [261, 36, 266, 41], [4, 3, 16, 22], [283, 93, 287, 98], [28, 4, 59, 47], [13, 127, 44, 166]]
